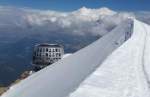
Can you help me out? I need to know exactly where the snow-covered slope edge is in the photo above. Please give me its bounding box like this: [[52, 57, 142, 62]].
[[1, 19, 132, 97], [69, 20, 150, 97]]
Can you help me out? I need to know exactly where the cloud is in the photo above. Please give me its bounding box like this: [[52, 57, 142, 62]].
[[0, 6, 149, 37], [0, 6, 129, 36]]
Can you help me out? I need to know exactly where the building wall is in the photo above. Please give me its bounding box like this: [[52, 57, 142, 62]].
[[33, 45, 64, 68]]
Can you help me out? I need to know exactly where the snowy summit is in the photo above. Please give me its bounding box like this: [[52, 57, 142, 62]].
[[74, 7, 116, 16]]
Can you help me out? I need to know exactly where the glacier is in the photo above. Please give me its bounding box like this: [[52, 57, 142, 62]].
[[1, 19, 150, 97]]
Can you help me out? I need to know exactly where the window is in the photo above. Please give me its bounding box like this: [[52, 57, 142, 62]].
[[56, 53, 60, 57], [58, 49, 61, 52], [56, 48, 58, 52], [46, 53, 48, 57], [59, 53, 61, 57], [49, 48, 51, 52], [53, 48, 55, 52], [46, 48, 48, 52]]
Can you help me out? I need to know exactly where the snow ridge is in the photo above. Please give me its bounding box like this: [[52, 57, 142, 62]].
[[69, 19, 150, 97]]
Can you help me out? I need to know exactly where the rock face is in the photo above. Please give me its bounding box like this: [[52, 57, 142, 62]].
[[0, 87, 7, 96], [0, 71, 32, 96]]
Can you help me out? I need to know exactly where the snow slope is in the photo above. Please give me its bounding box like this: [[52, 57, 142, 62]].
[[1, 19, 132, 97], [62, 53, 73, 59], [69, 20, 150, 97]]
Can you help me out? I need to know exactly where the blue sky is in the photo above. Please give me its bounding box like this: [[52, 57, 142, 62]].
[[0, 0, 149, 11]]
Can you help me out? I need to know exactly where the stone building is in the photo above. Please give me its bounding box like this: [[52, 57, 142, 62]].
[[32, 43, 64, 71]]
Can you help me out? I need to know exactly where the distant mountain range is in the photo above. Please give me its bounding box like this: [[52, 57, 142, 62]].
[[0, 6, 150, 86]]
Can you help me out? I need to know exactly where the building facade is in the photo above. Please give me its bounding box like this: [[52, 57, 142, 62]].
[[32, 43, 64, 71]]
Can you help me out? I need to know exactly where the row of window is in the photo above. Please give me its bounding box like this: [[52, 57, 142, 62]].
[[35, 53, 61, 57], [36, 47, 62, 53], [35, 58, 61, 61]]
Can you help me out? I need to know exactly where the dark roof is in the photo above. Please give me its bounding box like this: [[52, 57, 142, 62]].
[[36, 43, 62, 48]]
